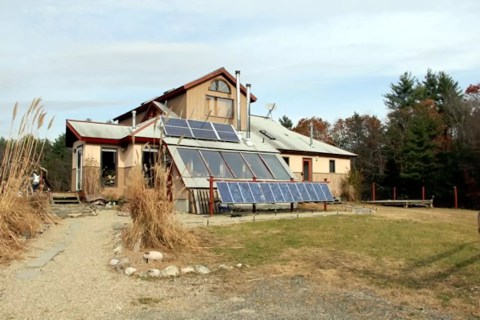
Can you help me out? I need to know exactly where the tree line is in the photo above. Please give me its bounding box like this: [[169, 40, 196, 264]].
[[281, 70, 480, 209]]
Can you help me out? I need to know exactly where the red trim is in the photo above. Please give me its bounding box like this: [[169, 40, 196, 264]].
[[113, 67, 257, 122], [66, 121, 82, 141], [302, 158, 313, 182]]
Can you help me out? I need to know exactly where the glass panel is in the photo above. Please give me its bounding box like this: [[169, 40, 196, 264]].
[[221, 152, 253, 179], [209, 80, 231, 93], [142, 149, 158, 188], [200, 150, 233, 179], [260, 154, 291, 180], [206, 96, 233, 118], [178, 148, 210, 177], [101, 148, 117, 187], [241, 153, 273, 180]]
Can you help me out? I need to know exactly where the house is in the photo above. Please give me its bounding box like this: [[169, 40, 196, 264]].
[[66, 68, 355, 213]]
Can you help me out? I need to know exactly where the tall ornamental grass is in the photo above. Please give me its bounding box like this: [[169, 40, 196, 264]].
[[0, 99, 54, 263]]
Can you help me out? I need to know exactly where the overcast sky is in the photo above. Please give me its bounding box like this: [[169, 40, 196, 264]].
[[1, 0, 479, 140]]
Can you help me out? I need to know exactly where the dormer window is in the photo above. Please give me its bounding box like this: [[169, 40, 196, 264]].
[[209, 79, 230, 93]]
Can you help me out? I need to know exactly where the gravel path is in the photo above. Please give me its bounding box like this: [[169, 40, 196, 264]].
[[0, 210, 454, 319]]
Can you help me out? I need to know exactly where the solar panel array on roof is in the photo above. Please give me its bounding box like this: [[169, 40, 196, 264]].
[[162, 117, 240, 143], [216, 181, 333, 204]]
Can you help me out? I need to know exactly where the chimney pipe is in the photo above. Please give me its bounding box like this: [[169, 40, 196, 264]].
[[246, 83, 251, 139], [235, 70, 241, 131], [132, 111, 136, 130], [309, 121, 313, 146]]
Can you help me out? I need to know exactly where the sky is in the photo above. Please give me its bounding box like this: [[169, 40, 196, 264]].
[[1, 0, 479, 140]]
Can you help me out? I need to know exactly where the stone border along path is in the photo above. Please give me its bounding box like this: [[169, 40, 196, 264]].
[[0, 208, 454, 320]]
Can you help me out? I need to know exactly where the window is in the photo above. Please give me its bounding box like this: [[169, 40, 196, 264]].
[[329, 159, 336, 173], [241, 153, 273, 180], [200, 150, 233, 179], [178, 148, 210, 177], [142, 148, 158, 188], [206, 96, 233, 118], [282, 156, 290, 166], [209, 79, 230, 93], [101, 148, 117, 187], [261, 154, 292, 180], [221, 152, 253, 179]]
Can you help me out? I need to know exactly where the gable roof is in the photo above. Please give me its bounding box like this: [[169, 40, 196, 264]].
[[249, 115, 356, 157], [113, 67, 257, 122]]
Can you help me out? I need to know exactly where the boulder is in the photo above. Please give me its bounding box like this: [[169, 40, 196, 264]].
[[115, 257, 130, 271], [143, 251, 164, 263], [109, 258, 120, 266], [125, 267, 137, 276], [161, 265, 179, 278], [147, 269, 161, 277], [180, 266, 196, 274], [195, 265, 211, 275]]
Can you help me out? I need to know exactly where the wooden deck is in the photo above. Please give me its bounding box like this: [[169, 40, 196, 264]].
[[363, 199, 433, 208]]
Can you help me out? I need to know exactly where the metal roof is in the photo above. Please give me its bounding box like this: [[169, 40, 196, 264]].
[[67, 120, 131, 140], [249, 115, 356, 157]]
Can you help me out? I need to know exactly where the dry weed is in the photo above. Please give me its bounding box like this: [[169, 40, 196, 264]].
[[82, 156, 103, 195]]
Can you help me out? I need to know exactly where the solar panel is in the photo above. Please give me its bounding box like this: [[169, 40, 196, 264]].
[[269, 183, 285, 202], [191, 128, 218, 140], [163, 118, 188, 127], [249, 182, 266, 203], [304, 183, 320, 201], [164, 126, 193, 138], [228, 182, 244, 203], [188, 119, 213, 130], [212, 123, 235, 132], [288, 183, 303, 202], [238, 182, 255, 203], [296, 183, 312, 202], [279, 183, 294, 202], [217, 131, 240, 143], [320, 183, 334, 202], [313, 183, 327, 201], [216, 182, 233, 203], [259, 183, 275, 203]]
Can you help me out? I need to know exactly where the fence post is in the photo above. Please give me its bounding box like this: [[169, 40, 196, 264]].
[[454, 186, 458, 209], [372, 182, 376, 201], [393, 186, 397, 201], [209, 175, 214, 217], [422, 185, 425, 201]]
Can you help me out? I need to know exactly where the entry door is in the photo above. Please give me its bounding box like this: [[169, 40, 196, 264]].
[[76, 146, 83, 191], [302, 158, 312, 181]]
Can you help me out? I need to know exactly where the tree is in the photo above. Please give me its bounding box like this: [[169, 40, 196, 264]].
[[293, 117, 333, 144], [278, 115, 293, 129], [42, 133, 71, 191]]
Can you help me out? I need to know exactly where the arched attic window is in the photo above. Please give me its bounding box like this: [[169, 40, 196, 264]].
[[209, 79, 231, 93]]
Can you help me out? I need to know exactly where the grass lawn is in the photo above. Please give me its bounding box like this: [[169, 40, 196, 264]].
[[201, 207, 480, 317]]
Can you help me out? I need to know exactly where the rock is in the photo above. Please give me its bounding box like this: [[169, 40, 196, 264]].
[[195, 265, 211, 275], [147, 269, 161, 277], [143, 251, 163, 263], [161, 265, 179, 277], [125, 267, 137, 276], [218, 264, 234, 271], [113, 245, 123, 255], [109, 258, 120, 266], [180, 266, 196, 274], [115, 257, 130, 271], [105, 203, 112, 209], [67, 213, 82, 218], [236, 263, 244, 269]]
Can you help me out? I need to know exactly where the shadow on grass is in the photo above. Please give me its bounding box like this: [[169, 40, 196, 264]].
[[350, 243, 480, 290]]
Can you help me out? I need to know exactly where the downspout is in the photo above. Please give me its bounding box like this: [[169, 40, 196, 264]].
[[246, 83, 251, 139], [235, 70, 241, 131]]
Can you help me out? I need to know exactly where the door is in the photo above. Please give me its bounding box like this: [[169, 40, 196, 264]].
[[76, 146, 83, 191], [302, 158, 312, 181]]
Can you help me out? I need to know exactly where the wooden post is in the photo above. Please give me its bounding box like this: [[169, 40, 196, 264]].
[[209, 175, 214, 217], [454, 186, 458, 209], [393, 186, 397, 201], [372, 182, 376, 201], [290, 177, 295, 212], [422, 186, 425, 201]]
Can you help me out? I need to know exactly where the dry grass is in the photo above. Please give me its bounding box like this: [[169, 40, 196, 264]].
[[82, 156, 103, 195], [0, 99, 55, 263], [123, 158, 197, 252]]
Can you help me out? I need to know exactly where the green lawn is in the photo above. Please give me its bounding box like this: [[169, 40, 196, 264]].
[[204, 211, 480, 313]]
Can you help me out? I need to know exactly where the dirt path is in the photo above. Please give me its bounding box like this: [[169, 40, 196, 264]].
[[0, 210, 454, 319]]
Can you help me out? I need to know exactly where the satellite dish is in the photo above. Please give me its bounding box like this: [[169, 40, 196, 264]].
[[265, 103, 276, 118]]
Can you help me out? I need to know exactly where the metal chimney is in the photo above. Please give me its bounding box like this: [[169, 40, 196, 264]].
[[132, 110, 137, 130], [246, 83, 251, 139], [235, 70, 241, 131]]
